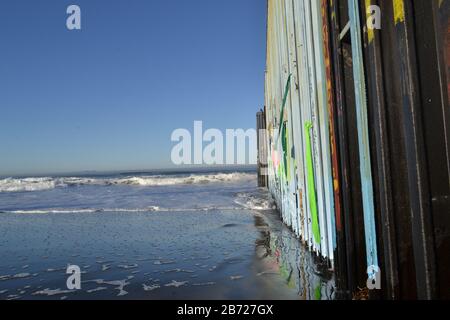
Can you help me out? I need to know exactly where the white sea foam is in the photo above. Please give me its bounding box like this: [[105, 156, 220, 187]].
[[164, 280, 188, 288], [0, 205, 245, 214], [101, 264, 111, 271], [85, 278, 130, 297], [0, 177, 57, 192], [142, 284, 160, 291], [86, 287, 108, 293], [117, 264, 138, 270], [6, 209, 102, 214], [0, 273, 33, 281], [31, 288, 73, 296], [233, 192, 276, 211], [114, 172, 253, 186], [0, 172, 255, 193]]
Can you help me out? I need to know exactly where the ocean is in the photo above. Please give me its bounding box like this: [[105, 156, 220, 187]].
[[0, 168, 334, 300]]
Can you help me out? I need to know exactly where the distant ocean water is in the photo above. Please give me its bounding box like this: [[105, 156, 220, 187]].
[[0, 168, 334, 300], [0, 169, 269, 214]]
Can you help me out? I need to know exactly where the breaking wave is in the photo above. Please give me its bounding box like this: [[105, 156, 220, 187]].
[[0, 172, 255, 193], [0, 177, 57, 193], [0, 192, 275, 214], [234, 191, 277, 211]]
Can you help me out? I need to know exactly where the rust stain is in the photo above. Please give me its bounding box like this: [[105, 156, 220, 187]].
[[321, 0, 342, 232]]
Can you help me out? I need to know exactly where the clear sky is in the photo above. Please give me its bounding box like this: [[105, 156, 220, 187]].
[[0, 0, 267, 176]]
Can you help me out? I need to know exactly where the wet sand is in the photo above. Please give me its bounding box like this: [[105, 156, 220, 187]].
[[0, 206, 334, 300]]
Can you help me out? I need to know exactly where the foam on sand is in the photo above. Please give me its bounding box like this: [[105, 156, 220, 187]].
[[164, 280, 188, 288], [32, 288, 74, 296]]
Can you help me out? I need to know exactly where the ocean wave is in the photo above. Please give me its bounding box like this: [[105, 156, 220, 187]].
[[0, 199, 274, 214], [0, 206, 245, 214], [0, 172, 255, 193], [0, 177, 57, 193], [112, 172, 254, 186], [233, 191, 277, 211]]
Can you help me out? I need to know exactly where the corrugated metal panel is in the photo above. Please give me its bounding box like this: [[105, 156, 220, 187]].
[[265, 0, 338, 261], [262, 0, 450, 299], [348, 0, 379, 276]]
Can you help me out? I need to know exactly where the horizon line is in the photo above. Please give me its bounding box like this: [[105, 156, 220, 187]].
[[0, 164, 257, 178]]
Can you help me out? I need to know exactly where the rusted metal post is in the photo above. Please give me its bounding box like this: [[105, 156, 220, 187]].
[[257, 109, 268, 188]]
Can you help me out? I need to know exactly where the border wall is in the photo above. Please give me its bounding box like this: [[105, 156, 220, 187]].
[[260, 0, 450, 299]]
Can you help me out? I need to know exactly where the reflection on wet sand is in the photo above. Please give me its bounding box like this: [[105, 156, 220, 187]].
[[253, 211, 335, 300], [0, 180, 335, 300]]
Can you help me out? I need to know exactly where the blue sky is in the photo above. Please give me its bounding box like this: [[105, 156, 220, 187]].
[[0, 0, 266, 176]]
